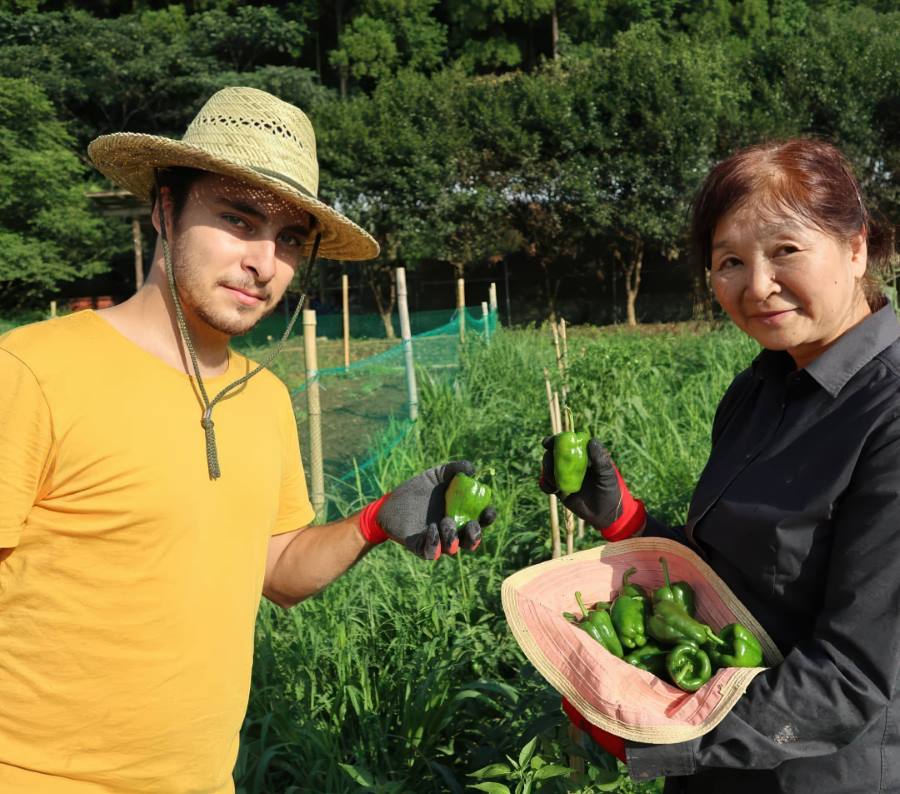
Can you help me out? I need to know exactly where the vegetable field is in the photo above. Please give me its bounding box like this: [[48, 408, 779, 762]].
[[237, 322, 760, 793]]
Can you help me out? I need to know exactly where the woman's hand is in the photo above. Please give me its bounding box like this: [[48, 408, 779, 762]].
[[540, 437, 646, 541]]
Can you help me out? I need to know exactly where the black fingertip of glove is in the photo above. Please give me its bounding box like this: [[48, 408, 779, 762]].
[[438, 517, 459, 555], [443, 459, 476, 479], [460, 519, 482, 551], [479, 506, 497, 527], [541, 435, 556, 450], [587, 438, 612, 468], [539, 449, 559, 495], [423, 524, 441, 560]]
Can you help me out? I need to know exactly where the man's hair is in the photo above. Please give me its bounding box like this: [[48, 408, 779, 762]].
[[151, 167, 207, 223]]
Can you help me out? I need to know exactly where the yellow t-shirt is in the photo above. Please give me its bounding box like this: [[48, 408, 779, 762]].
[[0, 311, 315, 793]]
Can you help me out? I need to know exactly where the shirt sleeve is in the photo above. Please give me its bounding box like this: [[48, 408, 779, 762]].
[[626, 413, 900, 780], [0, 348, 54, 548], [271, 385, 316, 535]]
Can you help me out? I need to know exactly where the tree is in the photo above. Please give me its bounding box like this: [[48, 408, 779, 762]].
[[589, 25, 748, 324], [0, 77, 113, 307], [315, 68, 473, 335], [328, 0, 446, 93]]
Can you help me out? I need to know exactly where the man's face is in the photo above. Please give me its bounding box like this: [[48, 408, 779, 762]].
[[160, 172, 314, 338]]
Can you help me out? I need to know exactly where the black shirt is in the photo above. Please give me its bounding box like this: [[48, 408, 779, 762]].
[[630, 304, 900, 793]]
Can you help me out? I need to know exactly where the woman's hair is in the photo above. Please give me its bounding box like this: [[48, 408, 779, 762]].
[[691, 138, 895, 305]]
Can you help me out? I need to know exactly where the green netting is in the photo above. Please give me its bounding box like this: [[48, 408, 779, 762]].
[[240, 307, 476, 347], [287, 306, 499, 518]]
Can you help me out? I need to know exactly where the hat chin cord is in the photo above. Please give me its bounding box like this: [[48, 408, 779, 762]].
[[156, 178, 320, 480]]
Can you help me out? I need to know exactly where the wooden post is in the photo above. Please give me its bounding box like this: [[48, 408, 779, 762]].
[[481, 300, 490, 342], [456, 277, 466, 342], [303, 309, 325, 520], [49, 300, 57, 318], [341, 273, 350, 371], [555, 390, 575, 555], [544, 369, 562, 559], [132, 217, 144, 291], [559, 320, 569, 412], [396, 267, 419, 421], [489, 282, 499, 326]]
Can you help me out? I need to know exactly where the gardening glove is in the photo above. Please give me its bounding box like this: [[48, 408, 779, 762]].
[[562, 697, 626, 763], [539, 436, 646, 541], [358, 461, 497, 560]]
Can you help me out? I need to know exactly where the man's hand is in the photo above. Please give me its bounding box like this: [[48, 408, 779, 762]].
[[359, 461, 497, 559], [540, 436, 646, 541]]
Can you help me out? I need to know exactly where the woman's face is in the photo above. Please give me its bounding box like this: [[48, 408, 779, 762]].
[[710, 202, 870, 369]]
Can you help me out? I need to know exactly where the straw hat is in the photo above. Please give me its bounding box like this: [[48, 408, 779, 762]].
[[88, 86, 379, 261], [502, 537, 783, 744]]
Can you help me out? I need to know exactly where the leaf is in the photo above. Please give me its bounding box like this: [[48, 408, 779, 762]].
[[469, 763, 512, 779], [529, 756, 545, 770], [517, 736, 538, 769], [468, 783, 511, 794], [533, 764, 572, 780], [338, 763, 375, 787]]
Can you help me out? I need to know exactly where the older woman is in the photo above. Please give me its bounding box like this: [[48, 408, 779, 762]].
[[541, 137, 898, 792]]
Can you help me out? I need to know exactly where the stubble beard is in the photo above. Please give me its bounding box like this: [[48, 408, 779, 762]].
[[171, 246, 279, 338]]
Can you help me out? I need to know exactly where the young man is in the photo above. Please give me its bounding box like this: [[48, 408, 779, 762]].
[[0, 87, 494, 793]]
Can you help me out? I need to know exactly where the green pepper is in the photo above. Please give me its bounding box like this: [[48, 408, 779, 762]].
[[553, 429, 591, 497], [620, 567, 651, 608], [444, 472, 491, 527], [647, 600, 726, 649], [568, 592, 625, 658], [666, 643, 713, 692], [624, 642, 670, 678], [611, 589, 648, 650], [707, 623, 763, 669], [653, 557, 696, 617]]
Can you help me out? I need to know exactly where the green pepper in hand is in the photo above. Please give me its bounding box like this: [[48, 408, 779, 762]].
[[569, 592, 625, 658], [444, 472, 491, 528], [647, 600, 726, 649], [553, 429, 591, 498], [707, 623, 763, 669], [666, 643, 713, 692], [653, 557, 696, 617]]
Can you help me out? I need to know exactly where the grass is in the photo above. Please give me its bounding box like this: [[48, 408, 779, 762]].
[[237, 321, 760, 793]]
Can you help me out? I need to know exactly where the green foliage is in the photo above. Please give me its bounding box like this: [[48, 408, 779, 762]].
[[0, 77, 112, 307], [331, 0, 447, 85]]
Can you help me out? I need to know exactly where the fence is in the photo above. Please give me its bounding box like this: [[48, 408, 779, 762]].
[[289, 271, 499, 520]]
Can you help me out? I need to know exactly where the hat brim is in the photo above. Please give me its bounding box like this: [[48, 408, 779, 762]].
[[501, 538, 783, 744], [88, 133, 380, 262]]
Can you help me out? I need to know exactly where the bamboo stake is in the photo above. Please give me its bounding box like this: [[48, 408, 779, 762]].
[[303, 309, 325, 520], [456, 277, 466, 343], [557, 320, 584, 539], [341, 273, 350, 371], [481, 300, 490, 342], [489, 282, 498, 321], [551, 320, 563, 376], [554, 393, 575, 555], [396, 267, 419, 421], [49, 300, 57, 318], [544, 369, 562, 559]]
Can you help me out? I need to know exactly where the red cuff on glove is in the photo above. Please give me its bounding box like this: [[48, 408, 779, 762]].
[[562, 697, 626, 763], [599, 465, 647, 542], [358, 494, 390, 544]]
